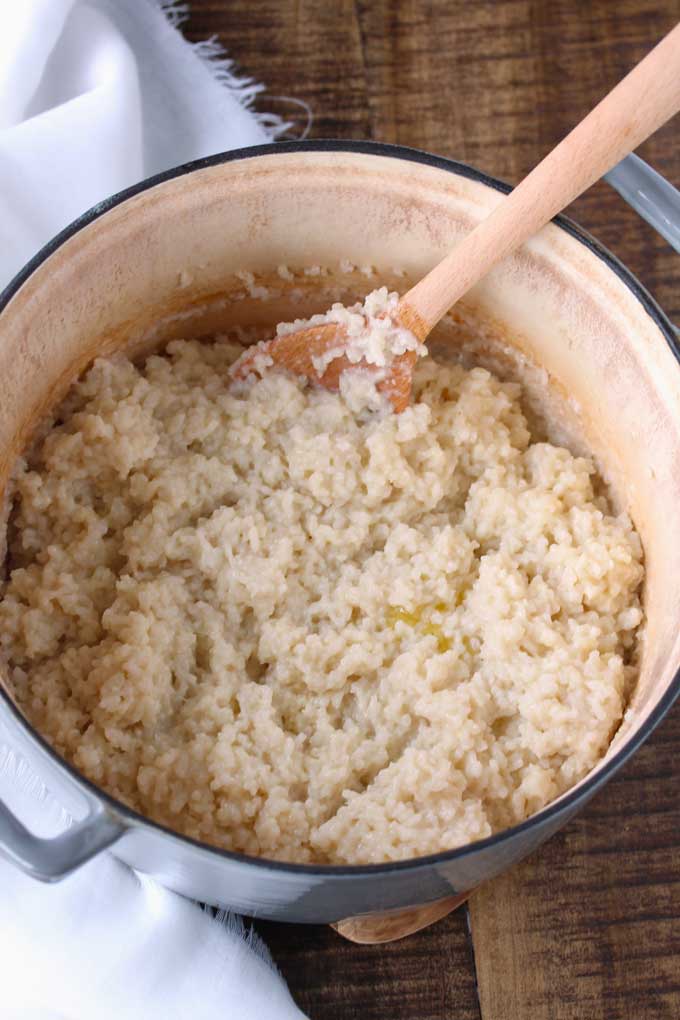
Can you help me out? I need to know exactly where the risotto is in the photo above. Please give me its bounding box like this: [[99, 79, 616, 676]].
[[0, 297, 644, 864]]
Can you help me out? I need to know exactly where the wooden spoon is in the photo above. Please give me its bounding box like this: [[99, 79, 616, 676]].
[[232, 23, 680, 412]]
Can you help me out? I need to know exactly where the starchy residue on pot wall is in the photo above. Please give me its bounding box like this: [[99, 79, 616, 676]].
[[0, 335, 643, 863]]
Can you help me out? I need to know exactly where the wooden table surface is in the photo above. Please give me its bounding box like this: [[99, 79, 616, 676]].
[[184, 3, 680, 1017]]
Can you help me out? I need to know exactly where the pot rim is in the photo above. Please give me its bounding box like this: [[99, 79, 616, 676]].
[[1, 138, 679, 879]]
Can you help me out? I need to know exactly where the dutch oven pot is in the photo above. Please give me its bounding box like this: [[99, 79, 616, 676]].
[[1, 142, 680, 928]]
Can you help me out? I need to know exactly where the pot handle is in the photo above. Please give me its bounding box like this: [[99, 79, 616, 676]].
[[605, 152, 680, 254], [0, 710, 126, 881], [0, 796, 126, 881]]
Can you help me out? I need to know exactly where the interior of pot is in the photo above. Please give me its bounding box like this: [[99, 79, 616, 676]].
[[1, 147, 679, 812]]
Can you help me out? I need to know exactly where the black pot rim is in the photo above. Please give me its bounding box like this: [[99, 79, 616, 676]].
[[1, 139, 679, 881]]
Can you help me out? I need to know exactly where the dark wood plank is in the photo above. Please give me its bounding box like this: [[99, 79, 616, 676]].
[[254, 909, 481, 1020], [182, 0, 371, 139], [182, 2, 680, 1017]]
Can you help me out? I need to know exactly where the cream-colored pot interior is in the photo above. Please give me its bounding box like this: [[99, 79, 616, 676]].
[[1, 149, 680, 808]]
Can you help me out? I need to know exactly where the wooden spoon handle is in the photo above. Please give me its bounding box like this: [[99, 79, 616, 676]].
[[400, 22, 680, 338]]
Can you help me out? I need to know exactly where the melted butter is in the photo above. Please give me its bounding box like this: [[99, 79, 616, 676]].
[[386, 607, 423, 629], [386, 601, 467, 653], [421, 620, 452, 653]]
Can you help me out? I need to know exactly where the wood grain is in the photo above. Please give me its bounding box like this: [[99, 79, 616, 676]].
[[255, 908, 481, 1020], [401, 21, 680, 334], [183, 2, 680, 1017]]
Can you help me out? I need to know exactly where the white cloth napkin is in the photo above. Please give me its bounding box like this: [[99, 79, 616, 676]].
[[0, 2, 307, 1017], [0, 0, 284, 286]]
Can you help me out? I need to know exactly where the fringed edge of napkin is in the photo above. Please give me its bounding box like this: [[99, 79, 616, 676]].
[[159, 0, 299, 138]]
